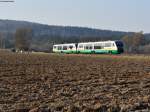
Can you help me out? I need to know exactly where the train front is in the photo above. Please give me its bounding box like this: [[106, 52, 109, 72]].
[[115, 41, 124, 54]]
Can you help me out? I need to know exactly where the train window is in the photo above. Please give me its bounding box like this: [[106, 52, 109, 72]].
[[69, 46, 73, 49], [101, 43, 105, 46], [79, 45, 83, 48], [53, 46, 57, 49], [58, 46, 62, 50], [94, 43, 104, 49], [105, 43, 111, 47], [112, 43, 115, 46], [63, 46, 67, 50], [85, 45, 92, 49], [115, 41, 123, 47], [89, 46, 92, 49], [94, 46, 102, 49]]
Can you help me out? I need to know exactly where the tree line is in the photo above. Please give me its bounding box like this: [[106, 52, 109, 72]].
[[122, 32, 150, 54], [0, 28, 150, 54]]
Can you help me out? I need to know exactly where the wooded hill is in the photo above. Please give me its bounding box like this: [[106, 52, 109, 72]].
[[0, 19, 149, 53]]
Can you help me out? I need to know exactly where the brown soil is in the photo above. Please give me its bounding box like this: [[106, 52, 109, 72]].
[[0, 52, 150, 112]]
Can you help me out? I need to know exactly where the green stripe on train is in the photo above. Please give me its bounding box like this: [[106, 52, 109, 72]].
[[54, 50, 120, 54], [62, 50, 76, 53], [78, 50, 119, 54]]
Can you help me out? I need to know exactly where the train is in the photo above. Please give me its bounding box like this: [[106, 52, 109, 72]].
[[52, 40, 124, 54]]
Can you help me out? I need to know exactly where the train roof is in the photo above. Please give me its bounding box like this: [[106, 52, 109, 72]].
[[53, 43, 76, 46], [78, 40, 115, 44], [53, 40, 122, 46]]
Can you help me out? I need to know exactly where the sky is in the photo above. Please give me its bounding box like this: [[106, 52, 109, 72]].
[[0, 0, 150, 33]]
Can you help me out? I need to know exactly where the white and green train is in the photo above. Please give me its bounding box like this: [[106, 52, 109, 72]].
[[53, 41, 124, 54]]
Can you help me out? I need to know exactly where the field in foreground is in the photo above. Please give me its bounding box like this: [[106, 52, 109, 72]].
[[0, 52, 150, 112]]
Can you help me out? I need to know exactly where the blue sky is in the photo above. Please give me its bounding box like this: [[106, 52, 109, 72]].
[[0, 0, 150, 33]]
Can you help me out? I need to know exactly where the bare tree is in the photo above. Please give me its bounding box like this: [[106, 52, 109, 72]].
[[15, 28, 33, 51], [122, 35, 132, 53], [132, 32, 145, 53], [0, 32, 5, 49], [122, 31, 146, 53]]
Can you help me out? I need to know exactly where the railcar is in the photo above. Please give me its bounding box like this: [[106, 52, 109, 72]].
[[53, 41, 124, 54], [53, 43, 77, 53]]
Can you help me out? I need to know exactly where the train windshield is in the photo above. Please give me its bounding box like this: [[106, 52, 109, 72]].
[[115, 41, 123, 47]]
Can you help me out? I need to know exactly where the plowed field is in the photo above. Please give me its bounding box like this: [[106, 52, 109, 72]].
[[0, 52, 150, 112]]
